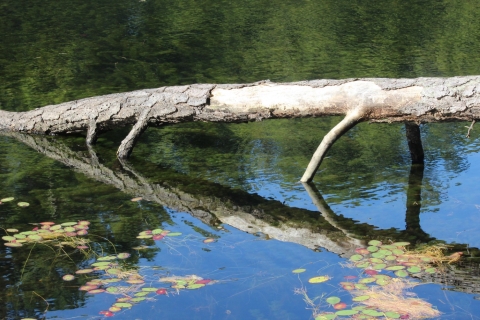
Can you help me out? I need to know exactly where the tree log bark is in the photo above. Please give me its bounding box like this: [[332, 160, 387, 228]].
[[1, 76, 480, 179]]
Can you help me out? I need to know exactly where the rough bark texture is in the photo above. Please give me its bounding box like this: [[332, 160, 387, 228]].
[[2, 76, 480, 179]]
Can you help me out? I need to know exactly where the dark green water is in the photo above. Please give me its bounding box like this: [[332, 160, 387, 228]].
[[2, 1, 480, 319]]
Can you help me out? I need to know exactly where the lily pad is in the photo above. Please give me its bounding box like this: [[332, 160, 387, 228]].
[[142, 287, 158, 292], [117, 253, 131, 259], [367, 246, 379, 252], [424, 267, 436, 274], [362, 309, 384, 316], [395, 270, 409, 277], [292, 268, 306, 274], [126, 279, 145, 284], [113, 302, 133, 308], [359, 277, 376, 283], [151, 228, 163, 234], [308, 276, 330, 283], [107, 268, 121, 275], [1, 197, 14, 202], [62, 274, 75, 281], [2, 236, 16, 241], [136, 235, 153, 239], [203, 238, 216, 243], [355, 248, 370, 255], [187, 283, 205, 289], [14, 234, 26, 239], [97, 256, 117, 261], [407, 266, 422, 273], [6, 228, 18, 233], [152, 234, 164, 240], [315, 314, 336, 320], [28, 234, 43, 241], [79, 285, 98, 291], [106, 287, 119, 293], [75, 269, 94, 274], [385, 266, 406, 271], [131, 297, 146, 302], [371, 252, 385, 259], [372, 263, 386, 270], [335, 309, 358, 316], [392, 242, 410, 247], [368, 240, 382, 246], [156, 288, 167, 295], [131, 197, 143, 202], [326, 296, 341, 305], [350, 254, 363, 261], [109, 306, 122, 312], [135, 292, 150, 297], [88, 289, 105, 294], [5, 242, 23, 247], [76, 230, 88, 236], [17, 202, 30, 207]]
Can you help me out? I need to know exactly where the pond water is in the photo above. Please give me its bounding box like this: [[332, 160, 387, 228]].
[[2, 1, 480, 319]]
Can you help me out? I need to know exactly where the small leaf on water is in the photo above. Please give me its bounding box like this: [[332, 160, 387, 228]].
[[326, 296, 341, 305], [367, 246, 379, 252], [142, 287, 158, 292], [97, 256, 117, 261], [364, 269, 378, 275], [166, 232, 182, 237], [62, 274, 75, 281], [92, 262, 111, 267], [5, 242, 23, 247], [308, 276, 330, 284], [381, 245, 397, 250], [385, 266, 406, 271], [64, 227, 76, 232], [6, 228, 18, 233], [424, 267, 436, 274], [113, 302, 133, 308], [368, 240, 382, 246], [376, 278, 390, 286], [354, 283, 369, 290], [1, 197, 14, 202], [315, 314, 336, 320], [135, 292, 150, 297], [28, 235, 43, 241], [104, 278, 121, 283], [131, 297, 146, 302], [385, 311, 401, 318], [126, 279, 145, 284], [373, 263, 386, 270], [99, 311, 114, 317], [109, 306, 122, 312], [14, 234, 26, 239], [136, 235, 153, 239], [17, 202, 29, 207], [75, 269, 94, 274], [117, 253, 131, 259], [2, 236, 16, 241], [152, 228, 163, 235], [107, 268, 121, 275], [88, 289, 105, 294], [292, 268, 306, 274], [335, 309, 358, 316], [393, 249, 405, 255], [78, 220, 90, 226], [131, 197, 143, 202], [371, 252, 385, 259], [61, 222, 77, 226], [350, 254, 363, 261], [359, 277, 376, 284], [187, 284, 205, 289], [355, 262, 370, 269], [333, 302, 347, 310], [407, 266, 421, 273], [203, 238, 215, 243], [385, 255, 397, 261], [106, 287, 119, 293], [352, 295, 370, 302]]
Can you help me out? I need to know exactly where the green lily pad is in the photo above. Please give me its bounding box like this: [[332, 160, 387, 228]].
[[407, 266, 422, 273], [359, 277, 376, 284], [350, 254, 364, 261], [61, 222, 77, 226], [372, 263, 386, 270], [392, 249, 405, 255], [385, 255, 397, 261], [152, 229, 163, 235], [378, 249, 392, 255], [424, 267, 436, 274], [104, 278, 121, 283], [142, 287, 158, 292], [371, 252, 385, 259], [380, 245, 397, 250], [368, 240, 382, 246], [367, 246, 379, 252], [131, 297, 146, 302], [92, 262, 111, 267], [395, 270, 409, 277], [97, 256, 117, 261], [369, 258, 383, 264], [2, 236, 16, 241], [107, 268, 121, 275], [326, 296, 341, 305], [315, 314, 336, 320], [6, 228, 18, 233], [308, 276, 330, 283], [106, 287, 119, 293], [17, 202, 30, 207], [352, 295, 370, 302], [117, 253, 131, 259], [354, 283, 369, 290], [376, 278, 390, 286], [126, 279, 144, 284], [1, 197, 14, 202], [187, 284, 205, 289], [136, 235, 153, 239], [335, 310, 358, 316], [385, 266, 405, 271], [14, 234, 26, 239], [355, 262, 370, 268], [135, 292, 150, 297], [28, 234, 43, 241], [292, 268, 306, 274], [75, 269, 94, 274], [113, 302, 133, 308], [385, 311, 401, 318]]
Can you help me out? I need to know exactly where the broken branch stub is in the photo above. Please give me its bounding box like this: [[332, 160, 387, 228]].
[[1, 76, 480, 181]]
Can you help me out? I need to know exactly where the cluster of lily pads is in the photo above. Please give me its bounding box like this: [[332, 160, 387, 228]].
[[0, 196, 29, 207], [295, 240, 442, 319], [2, 221, 90, 248]]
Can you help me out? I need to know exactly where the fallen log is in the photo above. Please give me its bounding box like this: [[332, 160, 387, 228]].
[[1, 76, 479, 181]]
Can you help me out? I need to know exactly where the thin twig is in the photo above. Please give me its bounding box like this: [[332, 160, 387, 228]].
[[32, 291, 50, 312], [465, 120, 476, 138]]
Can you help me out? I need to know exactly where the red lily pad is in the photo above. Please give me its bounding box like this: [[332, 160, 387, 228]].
[[333, 302, 347, 310]]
